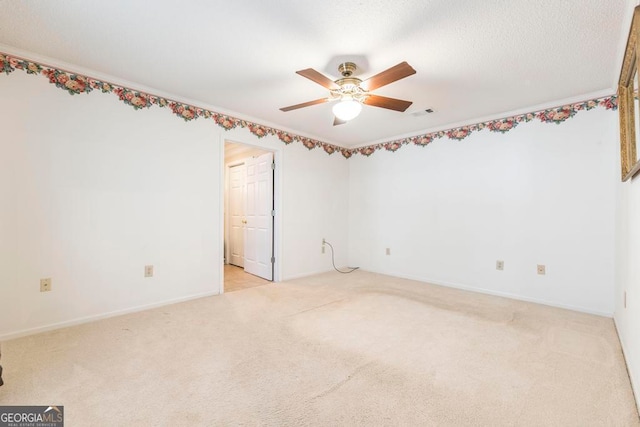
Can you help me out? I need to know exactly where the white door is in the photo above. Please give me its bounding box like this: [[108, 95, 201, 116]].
[[244, 152, 273, 280], [228, 164, 245, 267]]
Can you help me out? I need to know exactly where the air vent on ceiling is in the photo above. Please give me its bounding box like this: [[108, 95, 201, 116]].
[[411, 108, 434, 117]]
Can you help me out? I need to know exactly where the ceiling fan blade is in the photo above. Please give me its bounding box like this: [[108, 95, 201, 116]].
[[296, 68, 340, 90], [360, 62, 416, 91], [280, 98, 329, 112], [333, 116, 347, 126], [363, 95, 413, 112]]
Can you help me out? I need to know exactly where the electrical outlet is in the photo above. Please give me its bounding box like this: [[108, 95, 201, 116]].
[[144, 265, 154, 278], [322, 238, 326, 254], [496, 260, 504, 271], [537, 264, 546, 275], [321, 245, 325, 254], [40, 278, 51, 292], [386, 248, 391, 256]]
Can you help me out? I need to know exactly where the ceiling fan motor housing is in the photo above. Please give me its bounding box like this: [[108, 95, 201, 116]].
[[331, 80, 365, 101], [338, 62, 357, 77], [334, 63, 364, 100]]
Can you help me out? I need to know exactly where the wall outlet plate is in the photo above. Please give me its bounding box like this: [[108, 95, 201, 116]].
[[385, 248, 391, 256], [537, 264, 546, 275], [40, 278, 52, 292], [496, 260, 504, 271], [144, 265, 154, 277]]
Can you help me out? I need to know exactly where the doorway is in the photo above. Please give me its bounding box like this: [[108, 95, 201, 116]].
[[223, 141, 275, 292]]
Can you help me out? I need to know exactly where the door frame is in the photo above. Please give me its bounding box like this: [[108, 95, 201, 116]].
[[219, 138, 282, 294]]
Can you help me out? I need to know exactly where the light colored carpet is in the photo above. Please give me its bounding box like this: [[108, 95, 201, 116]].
[[0, 271, 638, 426]]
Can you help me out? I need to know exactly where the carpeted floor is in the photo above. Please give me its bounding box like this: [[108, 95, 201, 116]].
[[0, 271, 638, 426]]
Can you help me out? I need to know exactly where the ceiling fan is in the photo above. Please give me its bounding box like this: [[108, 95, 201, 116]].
[[280, 61, 416, 126]]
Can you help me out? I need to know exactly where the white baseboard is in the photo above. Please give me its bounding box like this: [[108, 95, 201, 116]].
[[0, 290, 219, 341], [614, 316, 640, 413], [1, 269, 614, 339], [364, 268, 613, 317]]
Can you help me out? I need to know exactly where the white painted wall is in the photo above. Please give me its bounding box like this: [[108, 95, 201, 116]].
[[280, 142, 350, 278], [0, 71, 221, 339], [0, 70, 350, 339], [348, 108, 618, 315], [615, 168, 640, 407]]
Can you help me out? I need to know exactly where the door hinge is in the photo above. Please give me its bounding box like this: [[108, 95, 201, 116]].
[[271, 210, 275, 217], [271, 162, 275, 170], [271, 256, 275, 264]]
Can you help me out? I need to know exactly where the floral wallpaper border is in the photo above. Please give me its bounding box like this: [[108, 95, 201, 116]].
[[351, 96, 618, 157], [1, 52, 618, 159]]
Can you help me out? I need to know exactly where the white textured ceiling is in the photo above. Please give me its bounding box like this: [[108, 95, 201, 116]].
[[0, 0, 634, 147]]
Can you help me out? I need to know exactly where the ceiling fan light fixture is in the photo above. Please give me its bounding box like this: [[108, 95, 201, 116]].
[[332, 99, 362, 121], [281, 61, 416, 123]]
